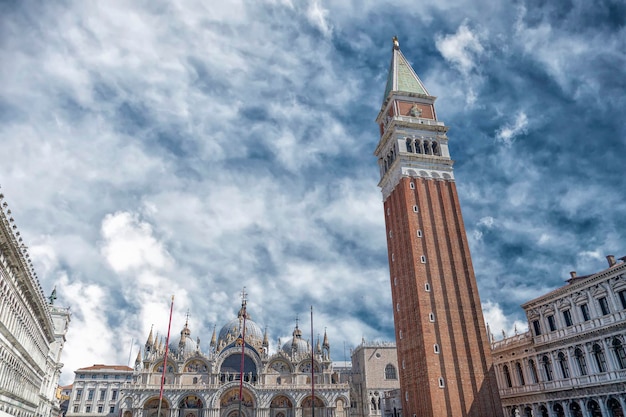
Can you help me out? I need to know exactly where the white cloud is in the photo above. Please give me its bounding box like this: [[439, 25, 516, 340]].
[[477, 216, 494, 228], [57, 273, 126, 374], [307, 0, 333, 37], [482, 300, 528, 341], [495, 111, 528, 146], [435, 23, 485, 75], [101, 212, 173, 273]]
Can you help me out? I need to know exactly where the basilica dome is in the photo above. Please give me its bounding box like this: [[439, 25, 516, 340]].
[[217, 306, 264, 348], [176, 320, 199, 355], [281, 324, 310, 355]]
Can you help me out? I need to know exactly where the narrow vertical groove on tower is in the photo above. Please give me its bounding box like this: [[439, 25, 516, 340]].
[[374, 38, 503, 417]]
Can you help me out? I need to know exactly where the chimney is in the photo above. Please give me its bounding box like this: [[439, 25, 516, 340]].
[[607, 255, 616, 267], [570, 271, 577, 279]]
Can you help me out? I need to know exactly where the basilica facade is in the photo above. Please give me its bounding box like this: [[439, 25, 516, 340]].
[[118, 302, 350, 417]]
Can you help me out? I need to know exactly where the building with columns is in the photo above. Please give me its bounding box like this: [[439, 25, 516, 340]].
[[373, 37, 503, 417], [118, 299, 350, 417], [0, 191, 71, 417], [492, 255, 626, 417]]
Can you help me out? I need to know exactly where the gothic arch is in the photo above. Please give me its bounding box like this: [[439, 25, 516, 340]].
[[384, 363, 397, 380]]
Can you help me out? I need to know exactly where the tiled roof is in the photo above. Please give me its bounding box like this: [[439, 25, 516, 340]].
[[383, 47, 429, 102]]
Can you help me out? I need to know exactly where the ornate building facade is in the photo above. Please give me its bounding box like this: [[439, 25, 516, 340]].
[[348, 341, 399, 417], [492, 255, 626, 417], [373, 38, 503, 417], [119, 301, 350, 417], [0, 191, 71, 417]]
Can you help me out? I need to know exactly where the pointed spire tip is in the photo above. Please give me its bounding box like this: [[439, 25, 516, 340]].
[[393, 36, 400, 50]]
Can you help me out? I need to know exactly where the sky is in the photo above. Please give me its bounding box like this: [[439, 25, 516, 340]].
[[1, 0, 625, 385]]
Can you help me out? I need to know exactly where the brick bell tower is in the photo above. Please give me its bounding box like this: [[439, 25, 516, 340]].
[[374, 37, 503, 417]]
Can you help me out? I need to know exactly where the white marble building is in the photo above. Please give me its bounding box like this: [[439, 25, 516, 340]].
[[118, 300, 350, 417], [492, 255, 626, 417], [0, 191, 71, 417]]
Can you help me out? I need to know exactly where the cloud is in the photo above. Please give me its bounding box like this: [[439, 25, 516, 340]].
[[1, 0, 624, 386], [478, 216, 495, 228], [482, 301, 528, 340], [306, 0, 333, 37], [101, 212, 174, 273], [435, 23, 485, 75], [495, 112, 528, 146], [56, 273, 123, 370]]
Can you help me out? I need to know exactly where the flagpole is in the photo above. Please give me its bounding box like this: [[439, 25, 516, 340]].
[[126, 337, 134, 367], [238, 288, 247, 417], [157, 295, 174, 417], [311, 305, 315, 417]]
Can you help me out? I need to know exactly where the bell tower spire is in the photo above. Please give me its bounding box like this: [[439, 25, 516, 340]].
[[374, 37, 503, 417]]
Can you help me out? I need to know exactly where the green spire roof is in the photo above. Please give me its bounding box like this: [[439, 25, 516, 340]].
[[383, 41, 429, 101]]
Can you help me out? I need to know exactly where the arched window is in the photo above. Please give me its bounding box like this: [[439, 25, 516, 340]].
[[574, 348, 588, 376], [542, 356, 553, 381], [384, 364, 397, 380], [557, 352, 570, 378], [608, 398, 623, 417], [515, 362, 525, 386], [592, 343, 607, 372], [569, 402, 583, 417], [612, 338, 626, 369], [553, 404, 565, 417], [528, 359, 539, 383], [431, 142, 439, 156], [423, 141, 432, 155], [405, 138, 413, 153], [415, 140, 423, 154], [587, 400, 602, 417], [503, 365, 512, 387]]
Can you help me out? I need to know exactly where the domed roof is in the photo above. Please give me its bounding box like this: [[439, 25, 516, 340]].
[[178, 336, 198, 354], [177, 320, 199, 355], [281, 323, 310, 355], [282, 337, 309, 354], [217, 306, 264, 348]]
